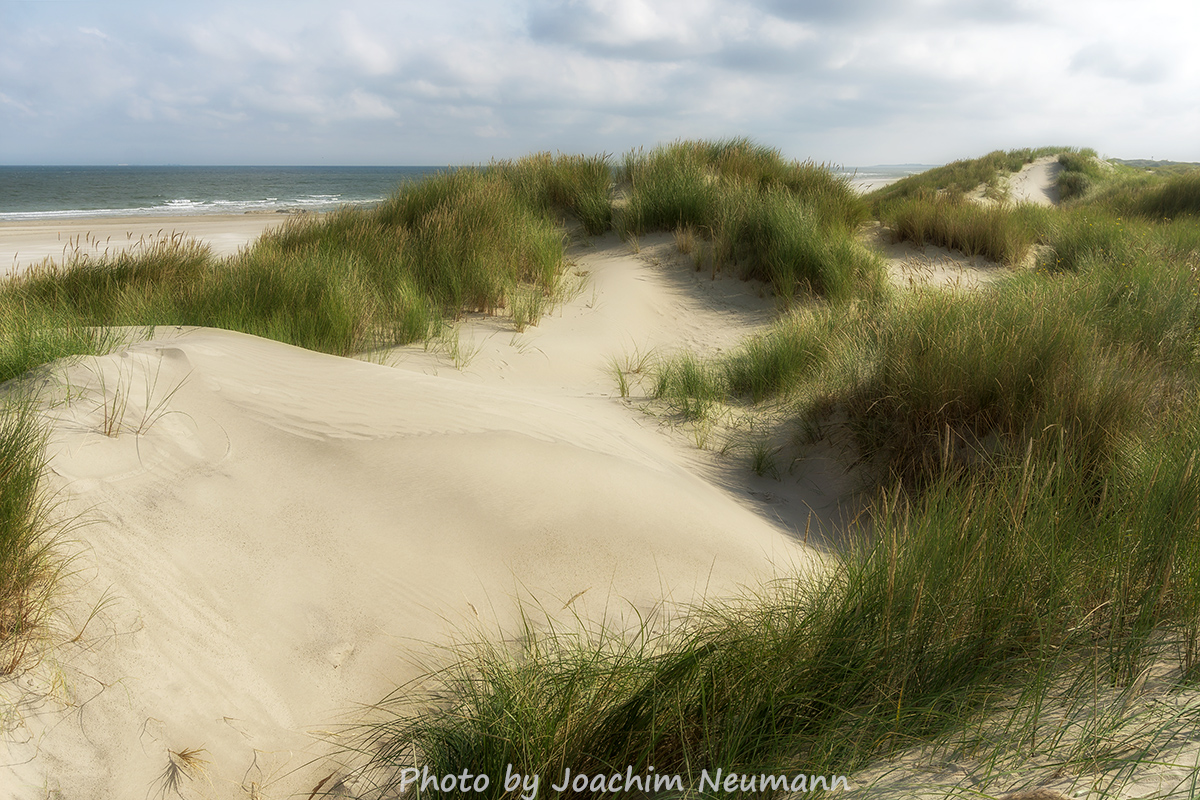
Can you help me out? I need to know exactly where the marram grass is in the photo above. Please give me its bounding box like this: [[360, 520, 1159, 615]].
[[0, 398, 63, 672], [866, 146, 1066, 207], [618, 139, 881, 303], [0, 161, 576, 369], [880, 189, 1046, 265]]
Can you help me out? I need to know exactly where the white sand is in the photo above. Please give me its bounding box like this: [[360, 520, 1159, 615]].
[[0, 227, 833, 798], [1006, 155, 1062, 206], [968, 156, 1063, 208], [859, 220, 1008, 291], [0, 213, 288, 279]]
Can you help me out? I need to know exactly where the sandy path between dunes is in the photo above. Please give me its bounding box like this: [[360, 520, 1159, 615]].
[[0, 231, 845, 799], [0, 213, 289, 278], [1006, 155, 1062, 206]]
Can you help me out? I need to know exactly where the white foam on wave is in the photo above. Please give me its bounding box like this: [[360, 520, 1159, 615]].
[[0, 194, 389, 221]]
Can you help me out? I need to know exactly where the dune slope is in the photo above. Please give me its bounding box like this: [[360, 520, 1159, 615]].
[[1, 233, 825, 798]]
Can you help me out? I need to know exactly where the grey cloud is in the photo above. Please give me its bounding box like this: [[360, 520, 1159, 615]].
[[1070, 43, 1169, 84], [526, 1, 846, 75], [526, 2, 707, 62], [760, 0, 901, 24], [526, 0, 604, 42], [763, 0, 1040, 26], [714, 39, 835, 73], [924, 0, 1043, 23]]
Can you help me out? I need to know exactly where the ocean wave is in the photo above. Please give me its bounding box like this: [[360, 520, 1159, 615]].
[[0, 195, 389, 222]]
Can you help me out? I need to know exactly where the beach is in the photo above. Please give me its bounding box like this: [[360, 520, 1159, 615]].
[[0, 213, 289, 278]]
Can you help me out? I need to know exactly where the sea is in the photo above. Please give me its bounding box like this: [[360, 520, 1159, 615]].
[[0, 164, 935, 221], [838, 164, 936, 194], [0, 166, 446, 222]]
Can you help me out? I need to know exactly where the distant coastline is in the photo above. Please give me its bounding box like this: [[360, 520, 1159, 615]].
[[837, 164, 938, 194]]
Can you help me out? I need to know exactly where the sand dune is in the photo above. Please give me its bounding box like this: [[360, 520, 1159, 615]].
[[967, 155, 1062, 208], [1, 231, 833, 798], [0, 152, 1067, 796], [867, 156, 1063, 289]]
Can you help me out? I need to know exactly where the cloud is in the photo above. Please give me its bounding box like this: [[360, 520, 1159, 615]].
[[762, 0, 1040, 26], [528, 0, 718, 60], [243, 30, 298, 64], [0, 92, 35, 117], [760, 0, 899, 24], [1, 0, 1198, 165], [345, 89, 398, 120], [338, 12, 398, 75], [1070, 43, 1169, 84]]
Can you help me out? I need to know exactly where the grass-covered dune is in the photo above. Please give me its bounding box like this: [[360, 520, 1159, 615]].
[[870, 147, 1200, 271], [0, 155, 606, 381], [0, 141, 876, 387], [618, 138, 884, 303], [353, 150, 1200, 797], [867, 146, 1068, 206], [864, 148, 1069, 265], [3, 140, 1200, 797]]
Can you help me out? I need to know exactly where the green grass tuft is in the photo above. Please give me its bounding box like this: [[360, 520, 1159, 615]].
[[618, 139, 877, 302], [1133, 170, 1200, 219], [0, 399, 63, 672], [881, 190, 1045, 265]]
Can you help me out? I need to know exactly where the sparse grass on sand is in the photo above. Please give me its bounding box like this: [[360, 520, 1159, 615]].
[[880, 190, 1047, 265], [0, 398, 65, 673], [871, 147, 1111, 266]]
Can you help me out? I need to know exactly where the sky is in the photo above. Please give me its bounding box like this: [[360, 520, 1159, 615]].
[[2, 0, 1198, 166]]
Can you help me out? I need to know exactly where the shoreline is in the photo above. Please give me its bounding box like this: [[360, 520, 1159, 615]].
[[0, 211, 296, 278], [0, 165, 911, 277], [848, 175, 911, 195]]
